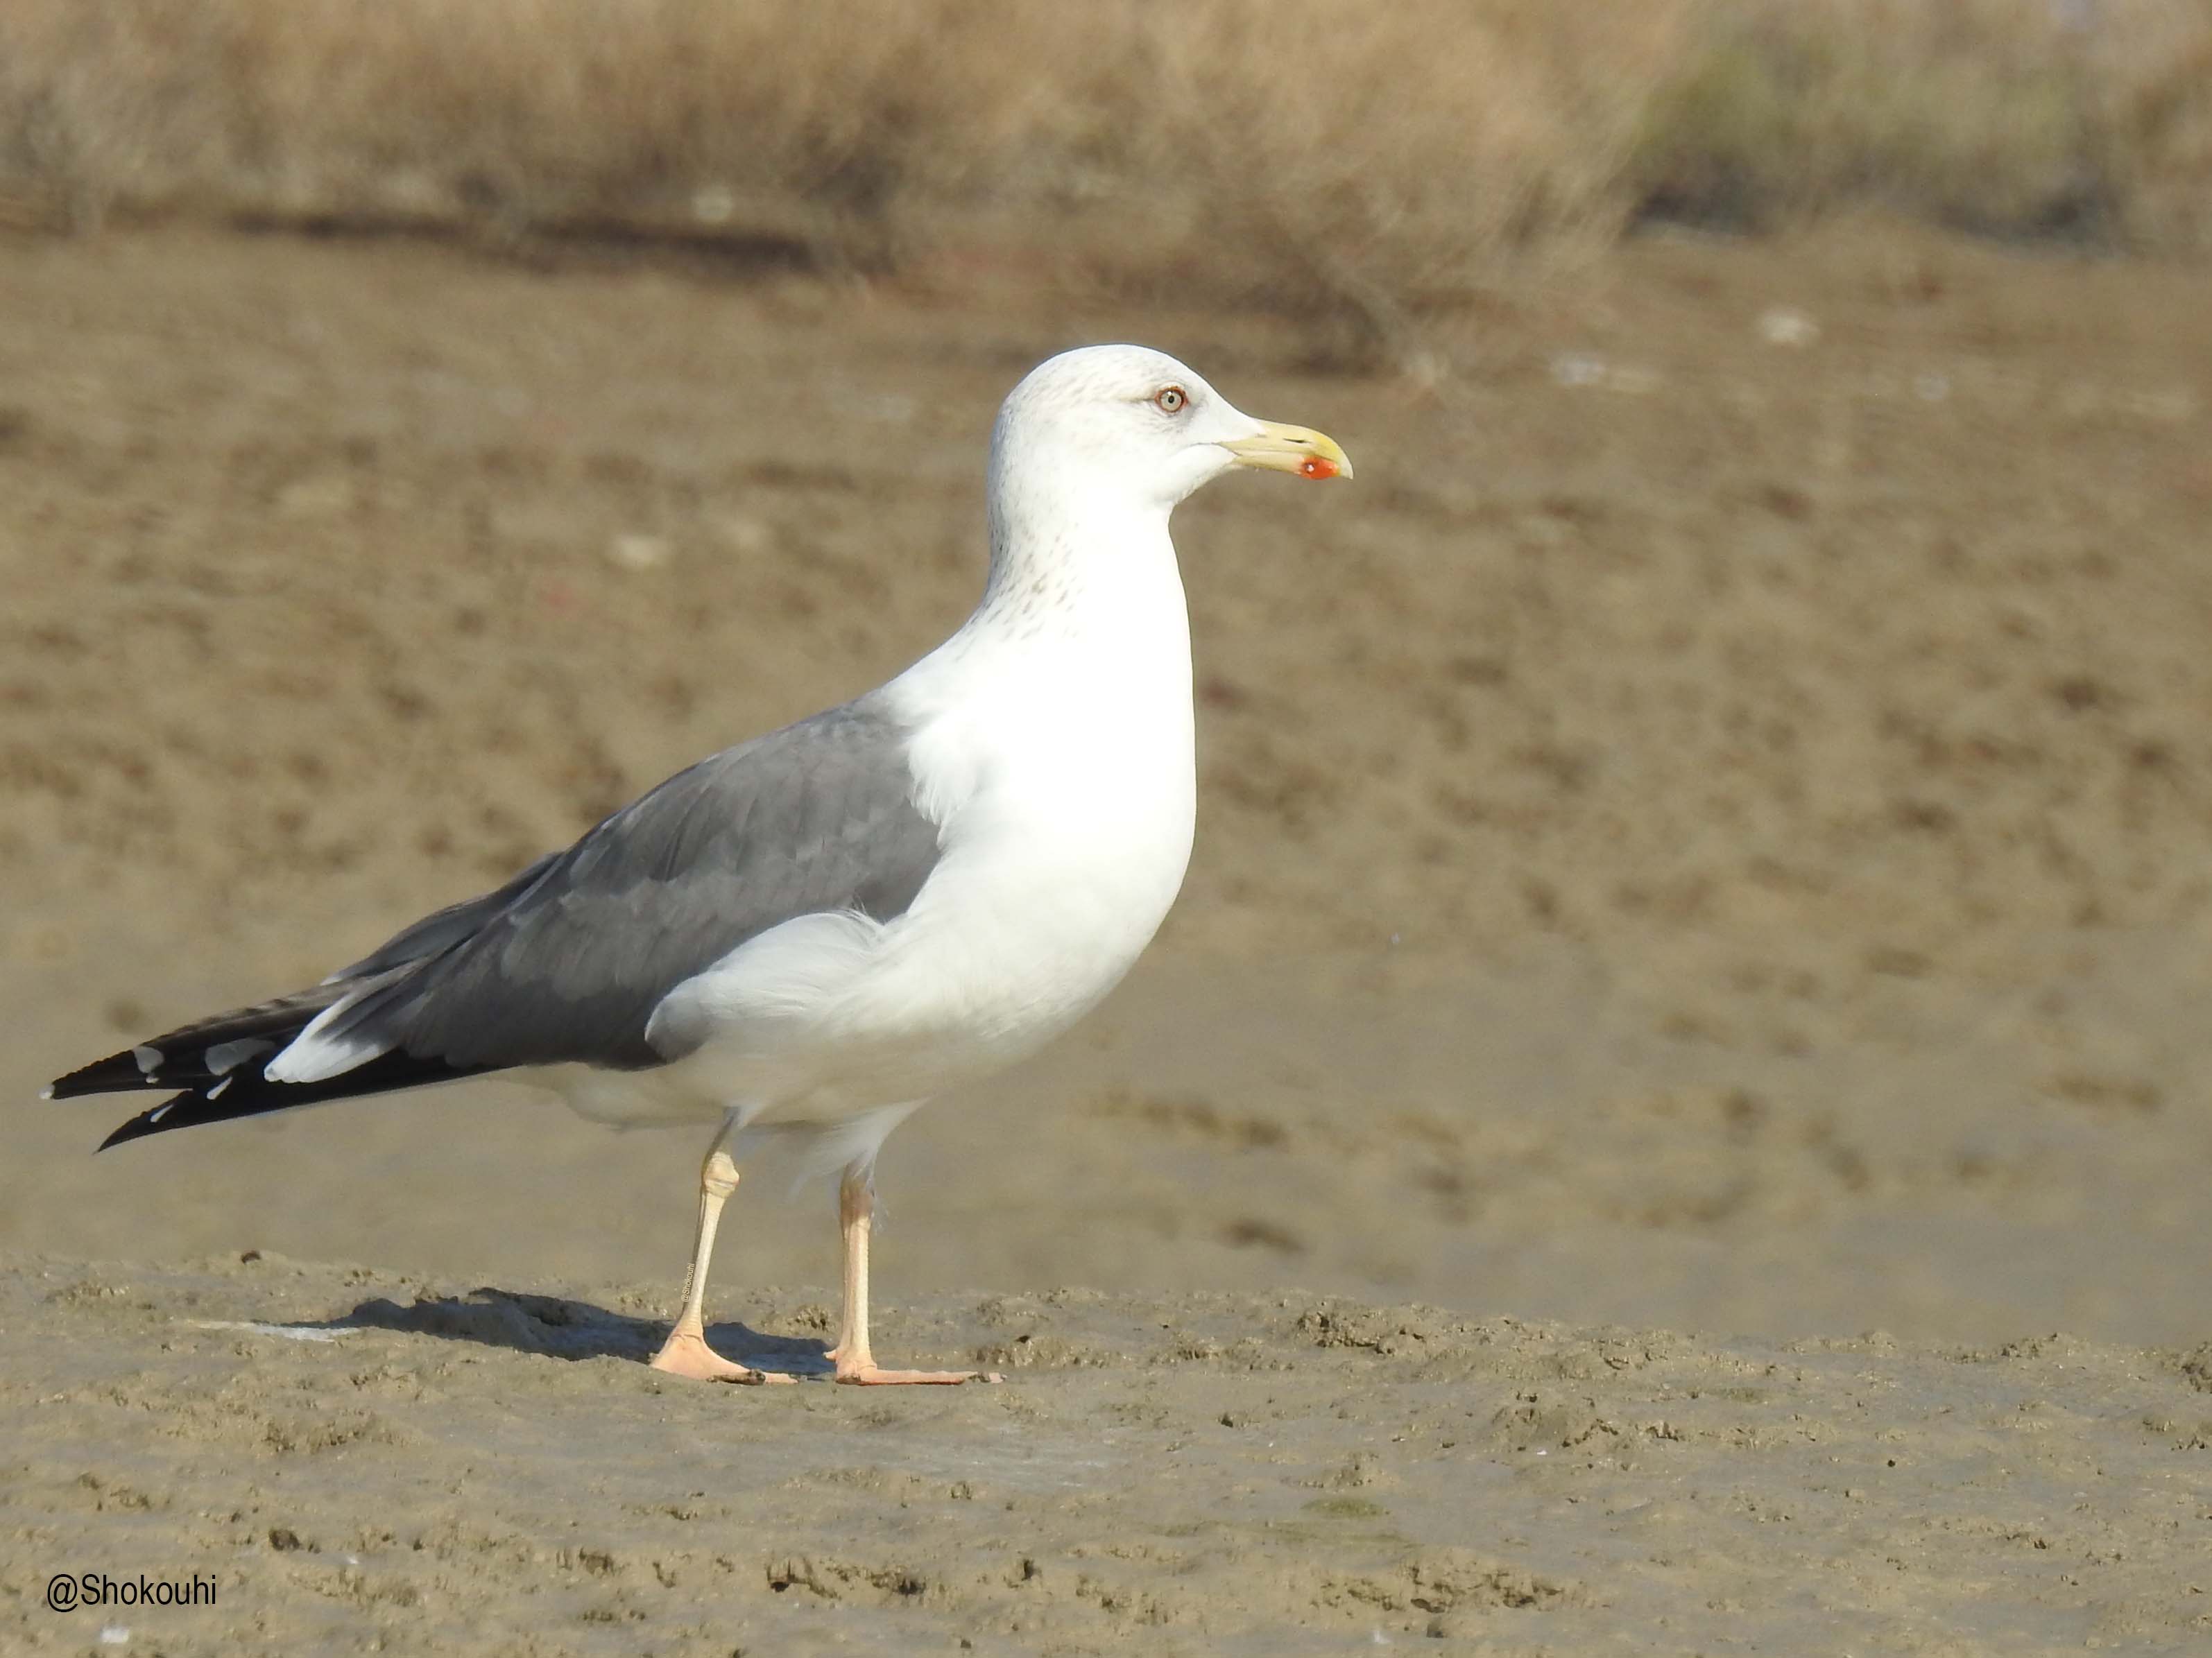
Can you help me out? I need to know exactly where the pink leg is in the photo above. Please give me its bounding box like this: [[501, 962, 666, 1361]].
[[832, 1168, 1002, 1386], [649, 1137, 794, 1385]]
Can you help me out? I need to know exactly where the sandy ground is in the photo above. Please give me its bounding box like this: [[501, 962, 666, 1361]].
[[3, 221, 2212, 1650], [4, 1254, 2210, 1655]]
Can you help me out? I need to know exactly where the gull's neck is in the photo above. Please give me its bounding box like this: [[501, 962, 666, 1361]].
[[896, 461, 1193, 725], [956, 422, 1190, 646], [977, 475, 1176, 622], [891, 440, 1199, 847]]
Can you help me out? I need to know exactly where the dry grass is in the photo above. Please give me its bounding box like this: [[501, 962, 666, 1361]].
[[1, 0, 2207, 340], [1633, 0, 2212, 248]]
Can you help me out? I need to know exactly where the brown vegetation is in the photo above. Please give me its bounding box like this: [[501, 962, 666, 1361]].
[[1, 1, 2208, 331]]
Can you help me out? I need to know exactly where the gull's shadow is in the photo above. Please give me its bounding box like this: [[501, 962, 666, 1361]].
[[309, 1288, 834, 1378]]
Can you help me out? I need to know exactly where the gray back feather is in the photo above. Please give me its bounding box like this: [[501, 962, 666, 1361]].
[[318, 699, 941, 1071]]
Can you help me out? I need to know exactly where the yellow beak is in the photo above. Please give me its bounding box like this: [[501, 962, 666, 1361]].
[[1220, 421, 1354, 481]]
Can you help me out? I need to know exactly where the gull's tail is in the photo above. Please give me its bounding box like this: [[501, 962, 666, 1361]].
[[44, 988, 487, 1150]]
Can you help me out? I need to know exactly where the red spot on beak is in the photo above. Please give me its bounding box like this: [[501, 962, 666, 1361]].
[[1299, 456, 1339, 480]]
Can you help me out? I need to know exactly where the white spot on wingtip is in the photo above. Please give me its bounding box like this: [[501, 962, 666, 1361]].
[[205, 1037, 275, 1077], [206, 1078, 232, 1101], [148, 1100, 174, 1123], [39, 1085, 53, 1101], [132, 1045, 163, 1076]]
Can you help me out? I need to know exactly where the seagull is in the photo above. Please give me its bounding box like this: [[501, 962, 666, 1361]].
[[44, 344, 1353, 1385]]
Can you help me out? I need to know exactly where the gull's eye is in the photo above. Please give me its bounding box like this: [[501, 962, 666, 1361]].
[[1154, 386, 1188, 414]]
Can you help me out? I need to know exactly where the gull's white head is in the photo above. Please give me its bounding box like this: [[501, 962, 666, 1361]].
[[988, 345, 1353, 527]]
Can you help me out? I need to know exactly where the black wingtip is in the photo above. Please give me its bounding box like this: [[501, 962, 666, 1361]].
[[86, 1048, 495, 1152], [46, 1049, 164, 1100], [97, 1109, 168, 1152]]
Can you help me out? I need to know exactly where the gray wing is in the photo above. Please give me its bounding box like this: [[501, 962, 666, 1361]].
[[311, 698, 943, 1072], [327, 852, 565, 981]]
